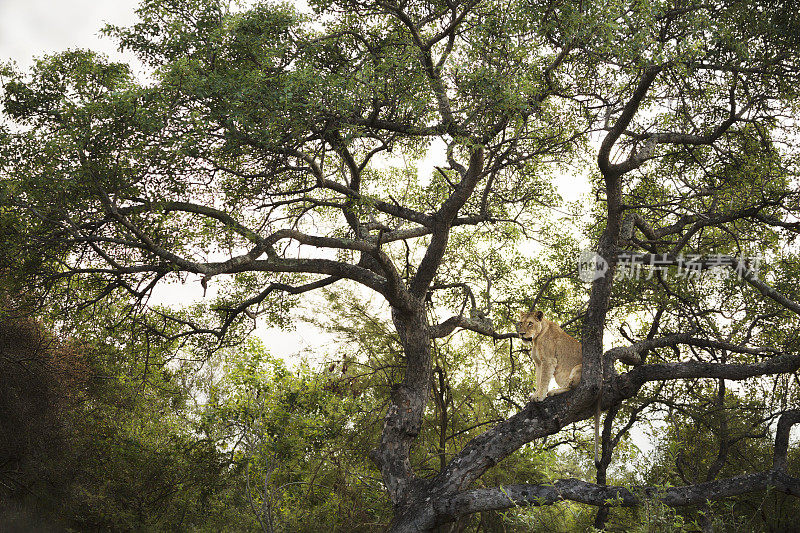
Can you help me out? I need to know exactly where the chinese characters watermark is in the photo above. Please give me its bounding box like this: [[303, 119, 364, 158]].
[[577, 251, 762, 282]]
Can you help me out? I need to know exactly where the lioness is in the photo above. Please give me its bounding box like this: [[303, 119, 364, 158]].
[[517, 309, 602, 463], [516, 309, 582, 401], [516, 310, 643, 465]]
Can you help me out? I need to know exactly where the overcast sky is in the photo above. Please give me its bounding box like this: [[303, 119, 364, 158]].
[[0, 0, 142, 70]]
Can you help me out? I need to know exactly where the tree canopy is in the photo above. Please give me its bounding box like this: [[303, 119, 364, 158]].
[[2, 0, 800, 530]]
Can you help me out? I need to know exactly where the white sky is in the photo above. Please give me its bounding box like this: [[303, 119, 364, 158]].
[[0, 0, 142, 70]]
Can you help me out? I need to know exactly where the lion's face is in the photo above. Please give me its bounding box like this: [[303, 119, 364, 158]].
[[516, 310, 544, 342]]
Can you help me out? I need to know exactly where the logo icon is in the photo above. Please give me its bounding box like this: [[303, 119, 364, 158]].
[[578, 250, 608, 282]]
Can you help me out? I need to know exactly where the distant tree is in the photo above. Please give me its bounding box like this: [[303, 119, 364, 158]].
[[0, 305, 80, 523], [3, 0, 800, 530], [0, 297, 233, 531]]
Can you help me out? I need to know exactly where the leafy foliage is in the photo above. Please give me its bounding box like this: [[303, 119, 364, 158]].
[[3, 0, 800, 530]]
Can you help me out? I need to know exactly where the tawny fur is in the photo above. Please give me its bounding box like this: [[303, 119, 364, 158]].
[[516, 309, 601, 463], [516, 310, 583, 401]]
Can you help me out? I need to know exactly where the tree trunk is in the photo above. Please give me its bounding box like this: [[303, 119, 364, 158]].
[[373, 300, 434, 521]]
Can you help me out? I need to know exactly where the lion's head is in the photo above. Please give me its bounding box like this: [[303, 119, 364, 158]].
[[516, 310, 544, 342]]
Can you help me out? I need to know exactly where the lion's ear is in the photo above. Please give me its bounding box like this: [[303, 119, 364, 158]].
[[534, 310, 543, 321], [519, 310, 527, 320]]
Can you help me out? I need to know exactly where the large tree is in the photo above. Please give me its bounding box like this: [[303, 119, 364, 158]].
[[2, 0, 800, 530]]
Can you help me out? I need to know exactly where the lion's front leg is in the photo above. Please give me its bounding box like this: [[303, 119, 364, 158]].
[[531, 358, 555, 401]]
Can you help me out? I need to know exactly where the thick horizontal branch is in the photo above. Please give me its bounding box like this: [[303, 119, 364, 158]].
[[438, 470, 800, 518], [605, 75, 747, 176], [430, 315, 516, 340], [119, 200, 263, 244], [623, 352, 800, 387], [426, 345, 798, 501], [603, 332, 782, 365], [239, 257, 389, 299], [645, 105, 745, 146], [432, 409, 800, 522], [269, 228, 377, 253], [98, 189, 211, 275], [625, 200, 796, 253], [372, 215, 494, 244]]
